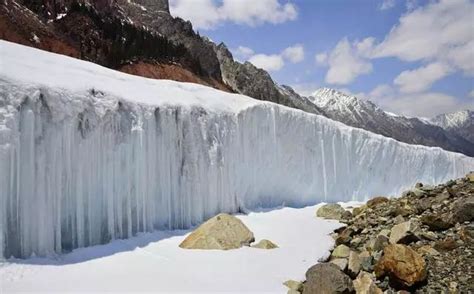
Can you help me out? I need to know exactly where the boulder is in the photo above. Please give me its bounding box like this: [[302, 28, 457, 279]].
[[389, 219, 420, 244], [348, 251, 361, 278], [330, 258, 348, 271], [417, 245, 439, 256], [467, 172, 474, 182], [366, 196, 389, 208], [352, 205, 366, 216], [353, 271, 383, 294], [335, 227, 354, 245], [303, 263, 354, 294], [451, 196, 474, 223], [283, 280, 303, 292], [316, 203, 347, 220], [434, 237, 458, 251], [421, 214, 452, 231], [459, 225, 474, 244], [179, 213, 254, 250], [252, 239, 278, 249], [359, 251, 374, 272], [332, 244, 350, 258], [374, 244, 427, 288]]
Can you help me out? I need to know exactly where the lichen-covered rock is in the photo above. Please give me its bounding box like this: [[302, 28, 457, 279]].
[[252, 239, 278, 249], [374, 244, 427, 288], [303, 263, 354, 294], [317, 204, 347, 220], [348, 251, 361, 278], [331, 244, 350, 258], [179, 213, 254, 250]]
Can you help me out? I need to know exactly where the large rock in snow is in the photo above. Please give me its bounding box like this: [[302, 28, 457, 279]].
[[316, 204, 347, 220], [179, 213, 254, 250]]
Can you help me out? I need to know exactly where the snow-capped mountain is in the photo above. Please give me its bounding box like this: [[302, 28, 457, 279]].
[[1, 41, 473, 258], [310, 88, 474, 157], [431, 110, 474, 144]]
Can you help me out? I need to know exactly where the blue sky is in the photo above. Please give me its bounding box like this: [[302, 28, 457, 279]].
[[170, 0, 474, 117]]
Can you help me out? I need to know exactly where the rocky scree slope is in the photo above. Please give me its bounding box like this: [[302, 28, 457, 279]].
[[311, 88, 474, 157], [292, 173, 474, 293]]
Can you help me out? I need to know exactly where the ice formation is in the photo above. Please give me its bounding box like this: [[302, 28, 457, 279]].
[[0, 41, 473, 258]]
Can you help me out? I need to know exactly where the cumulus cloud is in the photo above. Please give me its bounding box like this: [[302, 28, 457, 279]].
[[394, 62, 453, 93], [170, 0, 298, 30], [380, 0, 396, 10], [469, 90, 474, 98], [242, 44, 305, 72], [373, 0, 474, 76], [321, 38, 373, 85], [356, 84, 474, 118], [233, 46, 255, 61], [248, 54, 285, 71], [282, 44, 305, 63], [315, 53, 327, 65]]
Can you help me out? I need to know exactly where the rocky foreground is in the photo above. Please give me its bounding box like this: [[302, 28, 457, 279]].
[[286, 173, 474, 294]]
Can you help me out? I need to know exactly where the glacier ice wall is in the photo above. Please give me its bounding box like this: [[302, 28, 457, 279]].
[[0, 83, 473, 259]]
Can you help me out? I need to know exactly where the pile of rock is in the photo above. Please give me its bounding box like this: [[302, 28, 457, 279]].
[[287, 173, 473, 293]]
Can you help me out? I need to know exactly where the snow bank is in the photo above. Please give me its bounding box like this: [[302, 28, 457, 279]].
[[0, 41, 473, 258]]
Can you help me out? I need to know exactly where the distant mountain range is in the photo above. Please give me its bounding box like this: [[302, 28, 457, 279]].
[[309, 88, 474, 156], [1, 0, 472, 156]]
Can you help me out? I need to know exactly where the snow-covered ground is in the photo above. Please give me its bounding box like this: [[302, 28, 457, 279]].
[[0, 204, 345, 293]]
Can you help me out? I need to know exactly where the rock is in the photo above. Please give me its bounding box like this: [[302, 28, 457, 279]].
[[353, 205, 366, 216], [336, 228, 354, 245], [283, 280, 303, 292], [389, 220, 420, 244], [451, 196, 474, 223], [303, 263, 354, 294], [367, 196, 389, 208], [467, 172, 474, 182], [252, 239, 278, 249], [348, 251, 361, 277], [332, 244, 350, 258], [179, 213, 254, 250], [459, 225, 474, 244], [420, 231, 437, 241], [412, 188, 426, 197], [287, 290, 300, 294], [434, 237, 458, 251], [316, 203, 347, 220], [359, 251, 374, 272], [393, 215, 405, 225], [330, 258, 348, 271], [415, 182, 423, 188], [421, 214, 452, 231], [417, 245, 439, 256], [353, 271, 383, 294], [374, 244, 427, 288], [415, 198, 432, 212], [373, 234, 389, 252]]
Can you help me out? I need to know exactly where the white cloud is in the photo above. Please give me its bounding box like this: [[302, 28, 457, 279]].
[[383, 92, 471, 118], [324, 38, 373, 85], [248, 54, 284, 71], [244, 44, 305, 71], [394, 62, 452, 93], [356, 84, 474, 117], [380, 0, 396, 10], [170, 0, 297, 30], [469, 90, 474, 98], [315, 52, 327, 65], [373, 0, 474, 76], [282, 44, 305, 63], [233, 46, 254, 61], [291, 82, 322, 97]]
